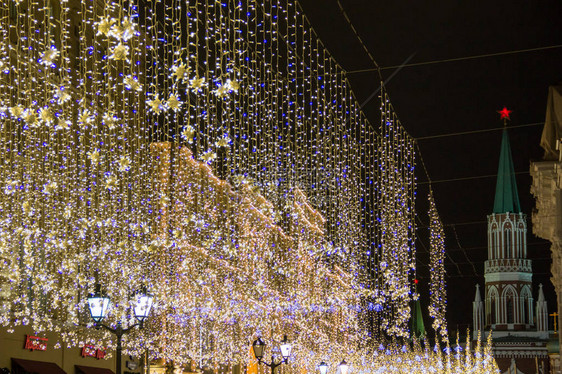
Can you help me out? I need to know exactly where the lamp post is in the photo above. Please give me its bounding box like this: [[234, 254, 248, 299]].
[[317, 360, 348, 374], [87, 286, 154, 374], [252, 335, 292, 374]]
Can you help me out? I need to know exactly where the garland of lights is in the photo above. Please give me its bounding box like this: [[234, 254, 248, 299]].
[[0, 0, 430, 369], [428, 190, 448, 340], [374, 92, 417, 338]]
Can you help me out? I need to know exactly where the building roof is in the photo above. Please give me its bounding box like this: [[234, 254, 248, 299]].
[[493, 129, 522, 213]]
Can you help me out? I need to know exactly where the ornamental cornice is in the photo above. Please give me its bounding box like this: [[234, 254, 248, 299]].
[[485, 258, 532, 274], [493, 349, 548, 358]]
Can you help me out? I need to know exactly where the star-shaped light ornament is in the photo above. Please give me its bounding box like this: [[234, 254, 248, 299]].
[[57, 89, 71, 105], [124, 75, 142, 91], [172, 63, 190, 82], [41, 47, 59, 66], [9, 105, 24, 118], [189, 77, 206, 92], [120, 17, 135, 41], [22, 110, 38, 127], [497, 107, 512, 121], [215, 136, 231, 148], [181, 125, 195, 143], [117, 156, 131, 172], [105, 175, 119, 190], [78, 109, 94, 128], [214, 84, 229, 98], [167, 94, 181, 111], [225, 79, 240, 92], [110, 43, 129, 61], [39, 107, 54, 125], [87, 149, 101, 165], [200, 150, 217, 164], [102, 113, 118, 129], [147, 95, 164, 114], [97, 17, 115, 36]]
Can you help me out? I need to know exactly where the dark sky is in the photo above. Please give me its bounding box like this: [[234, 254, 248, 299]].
[[298, 0, 562, 337]]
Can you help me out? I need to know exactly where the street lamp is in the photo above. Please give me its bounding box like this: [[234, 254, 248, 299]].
[[318, 361, 328, 374], [318, 360, 348, 374], [338, 360, 349, 374], [252, 335, 292, 373], [87, 285, 154, 374]]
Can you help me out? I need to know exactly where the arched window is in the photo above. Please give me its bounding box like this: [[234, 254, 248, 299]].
[[491, 226, 498, 259], [491, 298, 496, 324], [504, 229, 512, 258], [521, 286, 532, 325], [523, 296, 529, 324], [505, 288, 515, 324]]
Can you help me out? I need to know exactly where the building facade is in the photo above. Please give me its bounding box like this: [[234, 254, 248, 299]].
[[473, 127, 550, 374], [530, 84, 562, 374]]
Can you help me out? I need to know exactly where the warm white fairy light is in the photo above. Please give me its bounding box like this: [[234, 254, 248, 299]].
[[0, 0, 459, 370], [428, 190, 448, 340], [344, 332, 498, 374]]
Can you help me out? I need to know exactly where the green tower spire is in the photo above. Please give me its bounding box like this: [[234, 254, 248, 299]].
[[411, 297, 426, 339], [493, 128, 521, 213]]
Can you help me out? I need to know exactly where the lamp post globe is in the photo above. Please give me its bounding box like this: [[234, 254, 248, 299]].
[[318, 361, 328, 374], [338, 360, 349, 374], [133, 288, 154, 327], [279, 335, 292, 361], [87, 288, 110, 325], [252, 337, 266, 361]]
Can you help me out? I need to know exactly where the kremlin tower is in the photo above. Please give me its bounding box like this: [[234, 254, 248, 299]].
[[473, 110, 549, 373]]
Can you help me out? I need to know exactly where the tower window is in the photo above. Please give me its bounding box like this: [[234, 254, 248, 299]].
[[506, 292, 514, 324], [504, 229, 512, 258], [523, 296, 529, 325]]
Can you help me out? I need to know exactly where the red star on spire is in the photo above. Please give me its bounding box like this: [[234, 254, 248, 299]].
[[497, 107, 512, 120]]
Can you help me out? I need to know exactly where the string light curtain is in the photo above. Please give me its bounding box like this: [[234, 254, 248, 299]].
[[428, 190, 448, 340], [0, 0, 418, 367]]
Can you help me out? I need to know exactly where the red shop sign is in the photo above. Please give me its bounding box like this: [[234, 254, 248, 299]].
[[81, 344, 106, 359], [24, 335, 47, 351]]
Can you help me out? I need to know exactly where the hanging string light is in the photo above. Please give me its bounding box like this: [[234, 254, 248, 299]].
[[0, 0, 425, 368], [428, 190, 448, 340]]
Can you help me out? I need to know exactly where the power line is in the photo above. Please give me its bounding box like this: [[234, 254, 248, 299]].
[[346, 44, 562, 74], [418, 171, 528, 185], [335, 0, 380, 73], [415, 122, 543, 141], [450, 225, 478, 276]]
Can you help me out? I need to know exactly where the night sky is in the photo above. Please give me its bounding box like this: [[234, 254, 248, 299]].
[[297, 0, 562, 338]]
